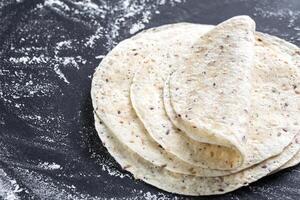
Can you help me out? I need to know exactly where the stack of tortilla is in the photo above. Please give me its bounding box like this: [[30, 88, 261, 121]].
[[91, 16, 300, 195]]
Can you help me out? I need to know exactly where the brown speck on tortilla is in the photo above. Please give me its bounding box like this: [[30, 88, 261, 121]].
[[277, 132, 281, 137], [166, 129, 170, 135], [242, 135, 246, 142], [161, 164, 167, 168]]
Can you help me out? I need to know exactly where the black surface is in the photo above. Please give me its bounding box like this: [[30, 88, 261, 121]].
[[1, 0, 300, 199]]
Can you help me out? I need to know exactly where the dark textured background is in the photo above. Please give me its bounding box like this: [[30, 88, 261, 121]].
[[1, 0, 300, 199]]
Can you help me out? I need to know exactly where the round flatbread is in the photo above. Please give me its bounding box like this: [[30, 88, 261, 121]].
[[91, 19, 300, 179]]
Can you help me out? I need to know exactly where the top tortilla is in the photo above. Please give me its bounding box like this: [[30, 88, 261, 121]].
[[170, 16, 255, 150]]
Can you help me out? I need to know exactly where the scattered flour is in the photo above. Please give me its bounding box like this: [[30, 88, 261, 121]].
[[0, 169, 23, 200], [7, 0, 186, 86], [95, 55, 105, 59], [56, 40, 72, 49], [129, 22, 146, 34], [38, 162, 61, 170], [253, 3, 300, 42], [53, 64, 70, 84], [100, 164, 130, 179], [128, 189, 180, 200]]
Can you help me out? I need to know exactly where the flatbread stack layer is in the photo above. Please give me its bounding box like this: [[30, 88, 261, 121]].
[[91, 16, 300, 195]]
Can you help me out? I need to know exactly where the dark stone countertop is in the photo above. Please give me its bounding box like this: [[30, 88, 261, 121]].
[[0, 0, 300, 199]]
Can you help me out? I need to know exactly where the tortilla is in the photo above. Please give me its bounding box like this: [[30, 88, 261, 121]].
[[91, 18, 300, 176], [169, 16, 254, 150], [93, 114, 300, 195], [91, 17, 300, 194]]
